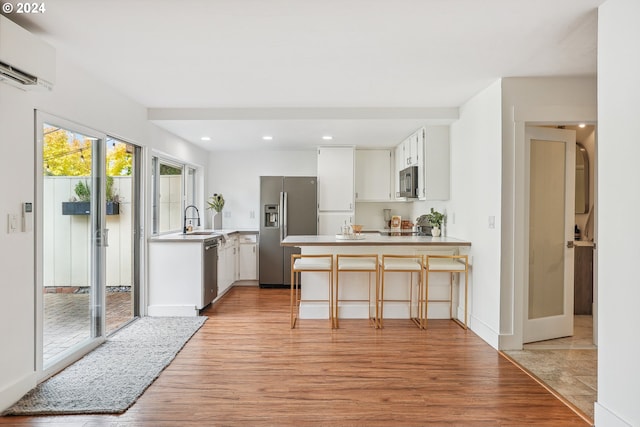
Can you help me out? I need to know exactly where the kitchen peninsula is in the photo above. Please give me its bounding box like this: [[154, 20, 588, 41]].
[[282, 233, 471, 322], [148, 229, 258, 316]]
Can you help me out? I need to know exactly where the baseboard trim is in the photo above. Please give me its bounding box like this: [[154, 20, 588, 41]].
[[595, 402, 632, 427], [0, 372, 37, 413], [147, 305, 199, 317], [469, 314, 499, 349]]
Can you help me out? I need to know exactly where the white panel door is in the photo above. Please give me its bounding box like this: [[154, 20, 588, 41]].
[[524, 126, 576, 343]]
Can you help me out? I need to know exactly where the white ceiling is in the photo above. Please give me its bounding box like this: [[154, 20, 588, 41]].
[[3, 0, 603, 151]]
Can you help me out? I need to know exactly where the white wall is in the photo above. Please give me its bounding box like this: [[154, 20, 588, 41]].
[[596, 1, 640, 425], [0, 45, 206, 410], [208, 150, 317, 229], [412, 80, 503, 348]]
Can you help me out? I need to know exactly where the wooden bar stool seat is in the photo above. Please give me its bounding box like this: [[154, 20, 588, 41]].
[[378, 254, 424, 329], [335, 254, 379, 328], [290, 254, 334, 329], [422, 253, 469, 330]]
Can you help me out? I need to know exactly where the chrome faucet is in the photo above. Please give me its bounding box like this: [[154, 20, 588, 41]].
[[183, 204, 201, 233]]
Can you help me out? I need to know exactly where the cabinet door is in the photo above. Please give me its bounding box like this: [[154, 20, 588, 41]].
[[225, 243, 237, 286], [423, 126, 450, 200], [416, 128, 426, 200], [394, 144, 405, 200], [355, 150, 392, 201], [406, 133, 419, 166], [217, 245, 227, 293], [239, 243, 257, 280], [317, 147, 354, 211]]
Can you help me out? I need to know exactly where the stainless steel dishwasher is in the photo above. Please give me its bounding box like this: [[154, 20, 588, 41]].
[[203, 239, 218, 307]]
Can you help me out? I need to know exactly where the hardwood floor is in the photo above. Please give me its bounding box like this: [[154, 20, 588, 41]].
[[1, 287, 590, 426]]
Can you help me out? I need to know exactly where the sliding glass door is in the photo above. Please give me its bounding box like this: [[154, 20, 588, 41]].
[[105, 138, 140, 334], [38, 115, 105, 371], [36, 113, 142, 377]]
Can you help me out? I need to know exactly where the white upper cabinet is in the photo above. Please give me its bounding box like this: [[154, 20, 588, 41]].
[[392, 126, 450, 201], [394, 144, 406, 200], [317, 146, 355, 212], [417, 126, 450, 201], [355, 149, 392, 202], [405, 132, 420, 167]]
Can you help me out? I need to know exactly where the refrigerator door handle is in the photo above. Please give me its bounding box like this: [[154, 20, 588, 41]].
[[282, 191, 288, 240]]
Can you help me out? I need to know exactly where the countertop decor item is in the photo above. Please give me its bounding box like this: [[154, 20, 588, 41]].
[[417, 208, 445, 237], [207, 193, 225, 229]]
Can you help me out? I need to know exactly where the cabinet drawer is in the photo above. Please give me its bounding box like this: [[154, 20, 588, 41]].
[[240, 234, 257, 244]]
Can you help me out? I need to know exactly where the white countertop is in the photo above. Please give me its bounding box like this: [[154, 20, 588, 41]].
[[149, 229, 258, 243], [281, 234, 471, 247]]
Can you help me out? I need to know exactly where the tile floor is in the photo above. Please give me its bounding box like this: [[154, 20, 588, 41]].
[[43, 290, 133, 363], [504, 315, 596, 422]]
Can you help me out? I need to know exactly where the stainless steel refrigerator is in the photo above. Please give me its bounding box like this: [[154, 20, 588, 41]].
[[259, 176, 317, 288]]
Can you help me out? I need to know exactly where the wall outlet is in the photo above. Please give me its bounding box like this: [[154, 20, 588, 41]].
[[249, 210, 255, 219], [224, 211, 231, 218], [488, 215, 496, 229]]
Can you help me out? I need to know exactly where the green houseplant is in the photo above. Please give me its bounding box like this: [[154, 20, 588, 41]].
[[207, 193, 225, 229], [417, 208, 445, 236]]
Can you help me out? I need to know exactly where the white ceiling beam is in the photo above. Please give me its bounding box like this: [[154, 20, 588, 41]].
[[147, 107, 459, 122]]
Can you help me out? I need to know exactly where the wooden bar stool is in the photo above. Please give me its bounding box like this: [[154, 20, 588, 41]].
[[378, 254, 424, 329], [290, 254, 334, 329], [335, 254, 379, 328], [422, 253, 469, 329]]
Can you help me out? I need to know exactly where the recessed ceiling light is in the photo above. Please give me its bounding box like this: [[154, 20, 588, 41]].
[[322, 135, 333, 140], [262, 136, 273, 141], [578, 123, 586, 128], [201, 136, 211, 141]]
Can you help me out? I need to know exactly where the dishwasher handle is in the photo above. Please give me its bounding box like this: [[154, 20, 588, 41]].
[[205, 242, 218, 250]]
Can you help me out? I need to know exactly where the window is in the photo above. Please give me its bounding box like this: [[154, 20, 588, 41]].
[[151, 156, 197, 234]]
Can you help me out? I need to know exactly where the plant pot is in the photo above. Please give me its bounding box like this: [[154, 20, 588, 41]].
[[213, 212, 223, 229], [62, 201, 90, 215], [431, 227, 441, 237], [106, 202, 120, 215], [62, 201, 120, 215]]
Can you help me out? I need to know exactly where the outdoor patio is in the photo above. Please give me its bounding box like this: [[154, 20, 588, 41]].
[[43, 289, 133, 362]]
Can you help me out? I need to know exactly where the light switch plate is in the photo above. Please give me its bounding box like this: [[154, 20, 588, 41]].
[[7, 214, 18, 233]]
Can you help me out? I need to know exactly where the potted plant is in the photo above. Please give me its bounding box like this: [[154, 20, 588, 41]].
[[62, 177, 120, 215], [419, 208, 445, 237], [206, 193, 225, 229]]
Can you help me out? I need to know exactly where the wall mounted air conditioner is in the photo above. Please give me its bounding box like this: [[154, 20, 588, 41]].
[[0, 15, 55, 91]]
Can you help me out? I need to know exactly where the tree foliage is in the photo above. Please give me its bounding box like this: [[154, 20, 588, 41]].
[[43, 126, 132, 177]]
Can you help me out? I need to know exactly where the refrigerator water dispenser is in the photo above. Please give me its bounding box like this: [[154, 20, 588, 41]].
[[264, 204, 279, 228]]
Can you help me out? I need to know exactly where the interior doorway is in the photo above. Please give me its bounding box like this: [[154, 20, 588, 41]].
[[508, 123, 597, 423], [523, 124, 597, 346]]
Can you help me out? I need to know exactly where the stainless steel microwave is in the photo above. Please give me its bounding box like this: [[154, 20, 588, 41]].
[[398, 166, 418, 198]]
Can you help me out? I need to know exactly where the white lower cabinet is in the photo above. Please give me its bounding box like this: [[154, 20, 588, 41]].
[[218, 235, 238, 295], [148, 239, 217, 317], [239, 234, 258, 280]]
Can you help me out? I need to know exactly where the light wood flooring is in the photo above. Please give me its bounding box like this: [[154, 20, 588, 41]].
[[1, 287, 590, 426]]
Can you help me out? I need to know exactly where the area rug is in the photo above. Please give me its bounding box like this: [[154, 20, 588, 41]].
[[3, 316, 206, 415]]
